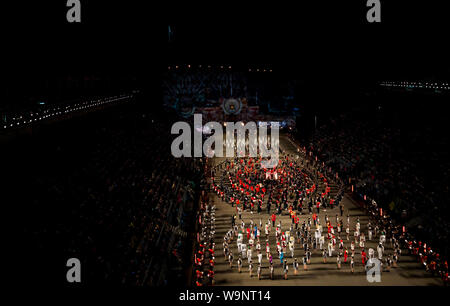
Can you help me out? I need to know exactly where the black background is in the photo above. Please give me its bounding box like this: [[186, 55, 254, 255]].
[[2, 0, 449, 298], [4, 1, 449, 86], [3, 1, 449, 122]]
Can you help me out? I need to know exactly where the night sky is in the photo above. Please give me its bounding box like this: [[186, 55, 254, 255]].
[[3, 1, 449, 107]]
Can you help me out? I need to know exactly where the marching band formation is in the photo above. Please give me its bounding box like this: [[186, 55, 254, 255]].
[[193, 137, 448, 285]]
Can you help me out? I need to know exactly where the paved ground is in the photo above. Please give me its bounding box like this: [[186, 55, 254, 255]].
[[210, 135, 442, 286]]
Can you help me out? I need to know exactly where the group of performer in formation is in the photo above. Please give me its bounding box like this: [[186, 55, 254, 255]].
[[192, 139, 448, 285], [210, 149, 404, 282], [193, 198, 217, 286], [222, 212, 401, 280]]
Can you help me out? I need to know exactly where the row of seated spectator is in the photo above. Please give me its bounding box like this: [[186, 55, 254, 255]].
[[303, 110, 449, 262], [12, 104, 205, 286]]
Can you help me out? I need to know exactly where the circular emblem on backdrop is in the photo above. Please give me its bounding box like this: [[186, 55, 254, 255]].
[[222, 98, 242, 115], [175, 97, 196, 118]]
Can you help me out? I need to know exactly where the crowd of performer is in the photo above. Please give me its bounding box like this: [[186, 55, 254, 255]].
[[206, 143, 448, 285], [193, 196, 217, 286]]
